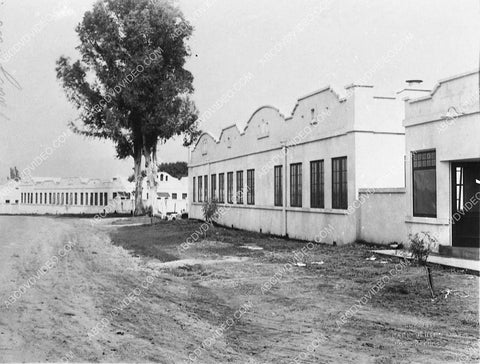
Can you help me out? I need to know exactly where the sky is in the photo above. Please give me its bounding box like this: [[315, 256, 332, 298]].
[[0, 0, 478, 180]]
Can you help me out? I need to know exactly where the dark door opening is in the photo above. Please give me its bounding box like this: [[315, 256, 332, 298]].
[[452, 162, 480, 248]]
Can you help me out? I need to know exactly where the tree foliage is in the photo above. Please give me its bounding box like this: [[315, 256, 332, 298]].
[[55, 0, 200, 214], [158, 161, 187, 179]]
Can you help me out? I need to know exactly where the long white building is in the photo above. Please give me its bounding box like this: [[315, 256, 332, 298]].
[[189, 82, 410, 244], [189, 70, 480, 260]]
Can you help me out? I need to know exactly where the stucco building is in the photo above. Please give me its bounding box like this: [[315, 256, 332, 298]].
[[189, 70, 480, 259], [403, 70, 479, 258], [189, 83, 407, 244]]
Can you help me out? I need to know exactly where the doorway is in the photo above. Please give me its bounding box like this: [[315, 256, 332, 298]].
[[452, 162, 480, 248]]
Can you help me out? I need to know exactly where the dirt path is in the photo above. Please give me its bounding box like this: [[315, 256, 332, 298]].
[[0, 216, 478, 363]]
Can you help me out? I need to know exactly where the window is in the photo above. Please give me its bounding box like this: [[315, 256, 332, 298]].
[[247, 169, 255, 205], [104, 192, 108, 205], [66, 193, 69, 205], [218, 173, 225, 203], [274, 166, 283, 206], [74, 193, 77, 205], [99, 192, 103, 205], [290, 163, 302, 207], [310, 160, 324, 208], [95, 193, 98, 206], [412, 150, 436, 217], [211, 174, 217, 201], [39, 193, 42, 204], [193, 177, 196, 202], [172, 193, 177, 199], [332, 157, 347, 209], [204, 175, 208, 202], [160, 174, 164, 181], [90, 193, 94, 205], [236, 171, 243, 204], [227, 172, 233, 203], [80, 193, 83, 205], [35, 193, 38, 204], [166, 176, 168, 181], [182, 193, 187, 200], [198, 176, 203, 202]]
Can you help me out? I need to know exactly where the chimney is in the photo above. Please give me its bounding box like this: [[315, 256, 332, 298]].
[[397, 79, 431, 101]]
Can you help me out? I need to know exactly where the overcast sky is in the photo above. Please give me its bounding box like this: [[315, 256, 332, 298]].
[[0, 0, 478, 180]]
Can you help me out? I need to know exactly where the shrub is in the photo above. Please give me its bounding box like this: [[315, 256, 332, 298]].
[[201, 199, 219, 237], [409, 232, 437, 266], [408, 232, 438, 298]]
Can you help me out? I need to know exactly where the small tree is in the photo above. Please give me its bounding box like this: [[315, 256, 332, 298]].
[[409, 232, 437, 298], [201, 199, 219, 238]]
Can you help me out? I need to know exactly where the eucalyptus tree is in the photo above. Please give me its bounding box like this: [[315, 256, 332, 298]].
[[56, 0, 200, 214]]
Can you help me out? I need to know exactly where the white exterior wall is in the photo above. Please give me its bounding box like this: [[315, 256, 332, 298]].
[[1, 177, 134, 215], [359, 188, 407, 244], [404, 70, 480, 249], [189, 84, 406, 244]]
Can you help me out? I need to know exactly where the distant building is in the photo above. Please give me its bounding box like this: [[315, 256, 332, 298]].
[[0, 177, 133, 215], [142, 171, 188, 215]]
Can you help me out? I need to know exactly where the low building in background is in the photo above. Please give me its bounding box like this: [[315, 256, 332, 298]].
[[0, 176, 133, 215], [142, 171, 188, 215]]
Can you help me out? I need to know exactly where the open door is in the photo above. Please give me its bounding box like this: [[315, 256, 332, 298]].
[[452, 162, 480, 248]]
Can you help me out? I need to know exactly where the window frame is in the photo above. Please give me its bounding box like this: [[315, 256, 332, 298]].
[[227, 172, 234, 204], [332, 157, 348, 210], [310, 160, 325, 208], [236, 171, 244, 204], [290, 163, 302, 207], [218, 173, 225, 203], [211, 174, 217, 201], [274, 165, 283, 207], [198, 176, 203, 202], [247, 169, 255, 205], [193, 177, 196, 202], [412, 149, 437, 218]]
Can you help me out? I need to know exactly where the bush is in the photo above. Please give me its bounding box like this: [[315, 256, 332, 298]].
[[409, 232, 437, 266], [201, 199, 219, 237], [408, 232, 437, 298]]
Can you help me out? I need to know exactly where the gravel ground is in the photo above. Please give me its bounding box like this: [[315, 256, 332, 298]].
[[0, 216, 478, 363]]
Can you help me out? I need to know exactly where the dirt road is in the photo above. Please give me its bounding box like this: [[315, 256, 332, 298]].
[[0, 216, 478, 363]]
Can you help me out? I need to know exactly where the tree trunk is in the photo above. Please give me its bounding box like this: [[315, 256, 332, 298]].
[[425, 265, 435, 298], [133, 146, 145, 216], [143, 142, 159, 216]]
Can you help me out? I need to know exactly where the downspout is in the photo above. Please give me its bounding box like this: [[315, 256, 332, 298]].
[[281, 142, 288, 237]]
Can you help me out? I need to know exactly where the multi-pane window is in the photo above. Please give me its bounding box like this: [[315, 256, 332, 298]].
[[412, 150, 436, 217], [204, 175, 208, 202], [99, 192, 103, 205], [310, 160, 324, 208], [182, 193, 187, 200], [198, 176, 203, 202], [211, 174, 217, 201], [247, 169, 255, 205], [172, 193, 177, 199], [332, 157, 348, 209], [290, 163, 302, 207], [236, 171, 244, 204], [227, 172, 233, 203], [193, 177, 196, 202], [219, 173, 225, 203]]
